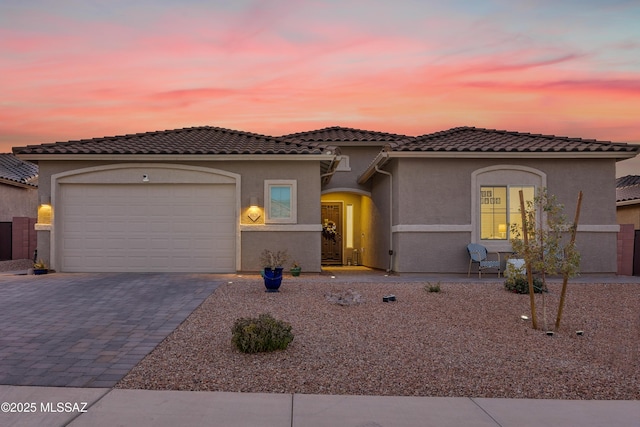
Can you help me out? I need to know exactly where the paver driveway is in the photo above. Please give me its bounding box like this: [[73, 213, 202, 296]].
[[0, 273, 221, 387]]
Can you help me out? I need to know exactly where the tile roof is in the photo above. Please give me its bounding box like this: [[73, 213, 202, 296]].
[[12, 126, 332, 156], [616, 175, 640, 203], [0, 154, 38, 187], [616, 175, 640, 188], [388, 127, 640, 154], [280, 126, 410, 144]]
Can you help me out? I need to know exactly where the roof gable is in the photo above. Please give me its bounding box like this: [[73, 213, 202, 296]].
[[390, 127, 640, 154], [0, 154, 38, 187], [12, 126, 332, 156]]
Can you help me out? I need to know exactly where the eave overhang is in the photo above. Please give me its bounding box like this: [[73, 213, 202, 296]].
[[357, 150, 640, 184], [617, 199, 640, 207], [0, 177, 37, 189]]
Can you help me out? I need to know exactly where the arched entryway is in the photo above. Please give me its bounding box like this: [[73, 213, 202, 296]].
[[320, 190, 375, 267]]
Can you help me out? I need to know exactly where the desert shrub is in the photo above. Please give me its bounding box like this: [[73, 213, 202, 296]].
[[231, 313, 294, 353], [424, 282, 441, 293], [504, 276, 546, 294]]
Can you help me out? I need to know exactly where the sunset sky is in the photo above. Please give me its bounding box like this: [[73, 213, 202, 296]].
[[2, 0, 639, 157]]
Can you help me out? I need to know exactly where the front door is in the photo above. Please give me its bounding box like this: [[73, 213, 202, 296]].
[[321, 203, 342, 265]]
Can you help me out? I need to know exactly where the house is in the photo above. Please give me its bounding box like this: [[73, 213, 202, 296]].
[[615, 175, 640, 275], [0, 153, 38, 260], [13, 126, 640, 274], [282, 126, 640, 274], [616, 175, 640, 228], [13, 127, 338, 273]]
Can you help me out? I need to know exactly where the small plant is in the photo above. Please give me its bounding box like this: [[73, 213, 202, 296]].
[[290, 261, 301, 277], [425, 282, 441, 293], [231, 313, 294, 354], [503, 262, 545, 294], [33, 259, 47, 269], [260, 249, 289, 269], [504, 276, 546, 294]]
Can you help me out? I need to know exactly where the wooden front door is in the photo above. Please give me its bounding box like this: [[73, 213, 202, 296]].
[[321, 203, 342, 265]]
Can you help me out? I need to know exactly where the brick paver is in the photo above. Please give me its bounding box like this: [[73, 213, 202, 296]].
[[0, 273, 221, 387]]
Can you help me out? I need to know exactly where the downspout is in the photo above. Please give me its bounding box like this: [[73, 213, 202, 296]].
[[374, 165, 393, 273]]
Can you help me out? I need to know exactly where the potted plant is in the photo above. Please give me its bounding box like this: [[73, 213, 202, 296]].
[[290, 261, 302, 277], [33, 259, 48, 275], [260, 249, 288, 292]]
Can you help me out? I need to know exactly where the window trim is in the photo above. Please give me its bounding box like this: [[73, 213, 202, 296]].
[[471, 165, 546, 252], [264, 180, 297, 224]]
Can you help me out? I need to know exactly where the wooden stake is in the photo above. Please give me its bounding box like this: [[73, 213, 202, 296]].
[[520, 190, 538, 330], [555, 191, 583, 331]]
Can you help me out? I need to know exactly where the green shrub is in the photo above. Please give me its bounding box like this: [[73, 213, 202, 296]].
[[231, 313, 294, 353], [504, 276, 546, 294], [425, 282, 441, 293]]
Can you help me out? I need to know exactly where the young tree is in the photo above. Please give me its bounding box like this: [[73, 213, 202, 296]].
[[510, 188, 581, 331]]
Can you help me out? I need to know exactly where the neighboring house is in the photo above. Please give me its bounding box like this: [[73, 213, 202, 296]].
[[13, 126, 640, 274], [616, 175, 640, 228], [0, 153, 38, 260], [615, 175, 640, 276]]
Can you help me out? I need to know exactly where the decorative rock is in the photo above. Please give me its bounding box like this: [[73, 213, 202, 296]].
[[325, 289, 363, 306]]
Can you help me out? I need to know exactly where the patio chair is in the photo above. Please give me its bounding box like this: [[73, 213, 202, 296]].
[[467, 243, 501, 278]]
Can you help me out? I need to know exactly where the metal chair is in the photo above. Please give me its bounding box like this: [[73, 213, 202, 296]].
[[467, 243, 501, 278]]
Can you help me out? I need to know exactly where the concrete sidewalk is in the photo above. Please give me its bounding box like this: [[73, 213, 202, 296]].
[[1, 386, 638, 427]]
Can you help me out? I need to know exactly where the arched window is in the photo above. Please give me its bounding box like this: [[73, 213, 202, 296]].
[[471, 166, 546, 250]]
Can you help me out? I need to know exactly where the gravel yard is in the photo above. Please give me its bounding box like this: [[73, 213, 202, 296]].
[[117, 278, 639, 400], [0, 259, 33, 272]]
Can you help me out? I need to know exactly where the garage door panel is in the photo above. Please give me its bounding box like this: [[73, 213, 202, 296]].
[[59, 183, 236, 272]]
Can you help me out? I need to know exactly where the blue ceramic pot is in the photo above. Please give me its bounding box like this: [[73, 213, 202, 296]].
[[263, 267, 284, 292]]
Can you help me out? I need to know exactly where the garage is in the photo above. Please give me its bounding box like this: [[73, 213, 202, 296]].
[[55, 165, 238, 273]]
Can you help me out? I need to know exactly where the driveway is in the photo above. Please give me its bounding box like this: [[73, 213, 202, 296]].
[[0, 273, 221, 387]]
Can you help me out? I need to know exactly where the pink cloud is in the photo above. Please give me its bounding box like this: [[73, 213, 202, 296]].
[[2, 2, 640, 153]]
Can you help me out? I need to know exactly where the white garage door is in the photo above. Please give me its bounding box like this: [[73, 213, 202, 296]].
[[59, 183, 236, 272]]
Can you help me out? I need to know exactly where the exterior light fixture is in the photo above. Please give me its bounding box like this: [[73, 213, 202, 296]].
[[247, 196, 261, 222], [37, 196, 52, 225]]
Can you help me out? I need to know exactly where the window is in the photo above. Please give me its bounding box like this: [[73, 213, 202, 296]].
[[480, 185, 534, 240], [265, 180, 297, 223]]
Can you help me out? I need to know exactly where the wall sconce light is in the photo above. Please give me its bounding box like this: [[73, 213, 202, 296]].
[[38, 196, 52, 225], [248, 196, 261, 222]]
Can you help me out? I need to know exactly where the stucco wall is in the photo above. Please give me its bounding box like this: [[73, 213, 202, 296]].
[[386, 157, 619, 273], [241, 231, 321, 272], [324, 146, 381, 193], [35, 159, 322, 272], [616, 205, 640, 230], [0, 184, 38, 221], [366, 162, 396, 271]]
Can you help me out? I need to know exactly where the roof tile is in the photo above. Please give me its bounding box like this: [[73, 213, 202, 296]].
[[280, 126, 410, 144], [391, 127, 640, 154], [0, 154, 38, 186], [616, 175, 640, 202], [12, 126, 332, 156]]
